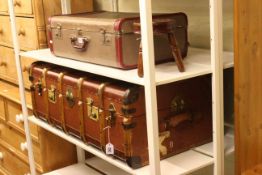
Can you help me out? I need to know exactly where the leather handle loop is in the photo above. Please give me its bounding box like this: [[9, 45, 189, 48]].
[[169, 112, 192, 128], [70, 36, 89, 51], [159, 112, 192, 132]]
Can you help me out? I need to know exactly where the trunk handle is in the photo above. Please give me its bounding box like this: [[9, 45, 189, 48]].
[[70, 36, 89, 51], [159, 112, 193, 132]]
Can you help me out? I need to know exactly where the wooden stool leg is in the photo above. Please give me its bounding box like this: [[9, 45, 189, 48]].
[[167, 33, 185, 72], [137, 42, 144, 77]]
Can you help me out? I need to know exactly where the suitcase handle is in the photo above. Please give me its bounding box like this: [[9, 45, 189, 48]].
[[159, 112, 192, 132], [70, 36, 89, 51]]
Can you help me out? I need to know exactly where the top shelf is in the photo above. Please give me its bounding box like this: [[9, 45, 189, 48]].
[[20, 48, 233, 86]]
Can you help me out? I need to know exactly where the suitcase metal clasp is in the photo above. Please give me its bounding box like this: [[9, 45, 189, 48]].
[[65, 88, 75, 107], [48, 85, 56, 103], [54, 24, 62, 38], [100, 28, 111, 45], [87, 98, 102, 121], [36, 80, 43, 96], [170, 96, 186, 114], [106, 103, 116, 127]]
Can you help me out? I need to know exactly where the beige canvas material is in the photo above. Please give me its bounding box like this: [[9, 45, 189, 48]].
[[49, 12, 188, 69]]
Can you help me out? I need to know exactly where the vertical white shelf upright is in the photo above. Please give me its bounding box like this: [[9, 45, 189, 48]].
[[209, 0, 225, 174], [138, 0, 161, 174], [9, 0, 227, 174], [8, 0, 37, 175]]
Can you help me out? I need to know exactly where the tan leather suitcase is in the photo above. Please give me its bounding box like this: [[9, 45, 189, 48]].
[[48, 12, 188, 69], [30, 62, 212, 169]]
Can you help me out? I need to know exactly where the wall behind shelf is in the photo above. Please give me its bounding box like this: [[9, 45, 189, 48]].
[[94, 0, 233, 51]]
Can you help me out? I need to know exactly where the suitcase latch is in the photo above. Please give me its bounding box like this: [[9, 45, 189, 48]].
[[48, 85, 56, 103], [65, 88, 75, 107], [106, 103, 116, 127], [87, 98, 102, 121], [36, 80, 43, 96], [54, 24, 62, 39], [100, 28, 111, 45], [170, 96, 186, 114]]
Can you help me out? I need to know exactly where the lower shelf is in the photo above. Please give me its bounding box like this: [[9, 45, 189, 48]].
[[193, 127, 235, 157], [28, 116, 214, 175], [43, 163, 101, 175]]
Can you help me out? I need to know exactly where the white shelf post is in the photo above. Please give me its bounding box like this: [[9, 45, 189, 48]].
[[8, 0, 36, 175], [210, 0, 225, 174], [61, 0, 86, 163], [112, 0, 119, 12], [138, 0, 161, 175], [61, 0, 71, 14]]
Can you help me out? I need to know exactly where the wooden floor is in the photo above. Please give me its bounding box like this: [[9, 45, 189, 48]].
[[243, 164, 262, 175]]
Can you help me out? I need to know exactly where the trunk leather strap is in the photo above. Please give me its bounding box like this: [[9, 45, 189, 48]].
[[123, 116, 132, 157], [98, 82, 109, 150], [42, 68, 50, 123], [77, 77, 86, 142], [58, 72, 67, 132]]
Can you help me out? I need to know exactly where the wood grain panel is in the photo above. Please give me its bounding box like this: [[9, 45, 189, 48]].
[[16, 17, 38, 50], [5, 99, 39, 142], [234, 0, 262, 174], [0, 97, 5, 122], [0, 0, 8, 13], [0, 46, 18, 84], [0, 16, 12, 47], [0, 121, 41, 165], [21, 56, 36, 89], [42, 0, 93, 25], [0, 141, 30, 175], [38, 128, 77, 172], [13, 0, 33, 15]]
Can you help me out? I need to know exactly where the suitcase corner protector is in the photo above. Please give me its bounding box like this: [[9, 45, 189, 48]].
[[126, 156, 142, 169]]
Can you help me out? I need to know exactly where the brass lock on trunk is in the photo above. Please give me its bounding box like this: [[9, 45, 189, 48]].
[[87, 98, 102, 121], [106, 103, 116, 127], [36, 80, 43, 96], [48, 85, 56, 103], [66, 88, 75, 107], [170, 96, 187, 114]]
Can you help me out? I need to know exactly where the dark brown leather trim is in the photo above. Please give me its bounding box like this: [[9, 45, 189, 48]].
[[126, 156, 142, 169]]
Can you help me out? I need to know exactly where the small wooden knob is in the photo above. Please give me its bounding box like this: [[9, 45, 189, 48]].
[[23, 65, 30, 73], [13, 0, 21, 7], [16, 114, 24, 123], [0, 28, 3, 34], [18, 28, 26, 36], [0, 62, 7, 67], [20, 142, 28, 151]]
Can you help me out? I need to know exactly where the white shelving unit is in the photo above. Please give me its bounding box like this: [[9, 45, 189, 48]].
[[20, 48, 233, 86], [8, 0, 234, 174]]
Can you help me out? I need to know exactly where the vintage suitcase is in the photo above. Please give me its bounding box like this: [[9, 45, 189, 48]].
[[48, 12, 188, 69], [82, 75, 212, 168], [30, 62, 212, 169], [29, 62, 57, 122], [30, 62, 88, 138]]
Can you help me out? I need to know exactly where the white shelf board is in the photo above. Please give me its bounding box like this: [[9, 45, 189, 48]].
[[29, 116, 214, 175], [193, 131, 235, 157], [20, 48, 233, 86], [85, 157, 132, 175], [43, 163, 101, 175]]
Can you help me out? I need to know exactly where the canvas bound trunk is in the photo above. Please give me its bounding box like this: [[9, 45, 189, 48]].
[[30, 62, 212, 169], [48, 12, 188, 69]]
